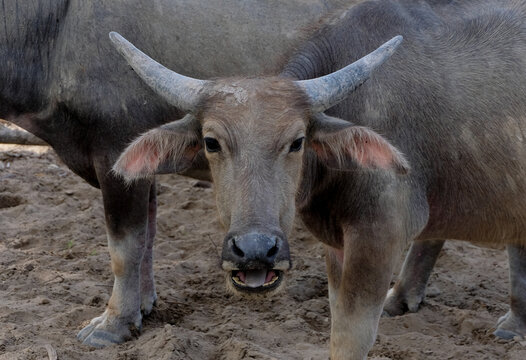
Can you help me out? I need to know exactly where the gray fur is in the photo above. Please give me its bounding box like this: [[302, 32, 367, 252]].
[[118, 0, 526, 358], [283, 0, 526, 358], [0, 0, 345, 348]]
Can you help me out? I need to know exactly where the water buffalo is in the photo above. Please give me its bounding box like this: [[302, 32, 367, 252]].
[[111, 0, 526, 358], [0, 0, 349, 348]]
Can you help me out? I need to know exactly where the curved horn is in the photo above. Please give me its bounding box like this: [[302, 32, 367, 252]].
[[109, 31, 208, 112], [296, 36, 403, 113]]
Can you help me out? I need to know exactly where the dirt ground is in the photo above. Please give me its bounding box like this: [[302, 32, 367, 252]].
[[1, 145, 525, 360]]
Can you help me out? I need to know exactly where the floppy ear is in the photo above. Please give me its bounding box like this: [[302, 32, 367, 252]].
[[309, 113, 409, 174], [113, 114, 201, 181]]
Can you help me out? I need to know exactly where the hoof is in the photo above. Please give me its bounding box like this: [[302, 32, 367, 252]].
[[382, 288, 424, 317], [77, 310, 141, 348], [141, 290, 158, 316], [77, 327, 129, 348], [494, 311, 526, 340], [493, 328, 521, 340]]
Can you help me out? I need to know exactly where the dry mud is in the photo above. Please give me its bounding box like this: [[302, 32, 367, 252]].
[[1, 145, 525, 360]]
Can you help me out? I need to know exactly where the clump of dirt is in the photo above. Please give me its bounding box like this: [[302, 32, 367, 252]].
[[1, 144, 525, 359], [0, 194, 23, 209]]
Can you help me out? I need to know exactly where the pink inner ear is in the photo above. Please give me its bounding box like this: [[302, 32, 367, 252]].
[[184, 143, 201, 160], [115, 129, 203, 180], [310, 142, 325, 157], [124, 147, 161, 175], [116, 137, 164, 177], [312, 126, 408, 173], [355, 137, 396, 170]]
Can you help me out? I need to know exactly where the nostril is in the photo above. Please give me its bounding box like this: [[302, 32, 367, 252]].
[[267, 244, 278, 258], [232, 239, 245, 258]]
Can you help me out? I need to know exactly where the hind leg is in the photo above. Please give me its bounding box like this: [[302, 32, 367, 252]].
[[494, 244, 526, 339], [383, 239, 445, 316]]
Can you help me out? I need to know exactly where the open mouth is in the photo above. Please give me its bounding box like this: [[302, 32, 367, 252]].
[[231, 269, 283, 292]]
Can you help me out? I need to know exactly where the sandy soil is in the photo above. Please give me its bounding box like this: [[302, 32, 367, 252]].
[[1, 145, 526, 360]]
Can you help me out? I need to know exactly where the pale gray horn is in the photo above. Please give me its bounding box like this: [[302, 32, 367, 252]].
[[296, 36, 403, 113], [109, 31, 208, 112]]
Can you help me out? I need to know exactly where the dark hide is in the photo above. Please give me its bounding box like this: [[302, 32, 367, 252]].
[[280, 0, 526, 357], [1, 0, 346, 185], [283, 0, 526, 245], [111, 1, 526, 356]]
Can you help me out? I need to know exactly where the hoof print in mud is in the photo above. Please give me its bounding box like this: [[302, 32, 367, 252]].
[[0, 194, 23, 209]]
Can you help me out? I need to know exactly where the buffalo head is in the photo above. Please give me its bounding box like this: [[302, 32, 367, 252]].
[[109, 32, 407, 295]]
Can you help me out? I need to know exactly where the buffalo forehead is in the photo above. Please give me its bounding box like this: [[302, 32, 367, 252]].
[[201, 78, 309, 145], [203, 78, 308, 123]]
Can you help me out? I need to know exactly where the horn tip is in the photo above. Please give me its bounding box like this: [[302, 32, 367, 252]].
[[109, 31, 123, 44], [390, 35, 404, 48]]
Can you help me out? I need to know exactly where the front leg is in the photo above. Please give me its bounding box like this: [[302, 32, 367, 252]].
[[78, 164, 153, 347], [326, 226, 403, 360], [494, 244, 526, 339], [140, 181, 158, 314]]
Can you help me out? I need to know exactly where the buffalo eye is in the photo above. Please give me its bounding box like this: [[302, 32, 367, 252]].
[[204, 137, 221, 153], [289, 137, 304, 153]]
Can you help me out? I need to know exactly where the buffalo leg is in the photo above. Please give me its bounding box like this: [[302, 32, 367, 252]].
[[140, 181, 157, 314], [383, 239, 445, 316], [78, 163, 152, 347], [325, 227, 402, 360], [494, 244, 526, 339]]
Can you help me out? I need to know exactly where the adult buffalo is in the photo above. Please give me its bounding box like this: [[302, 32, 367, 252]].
[[0, 0, 347, 348], [112, 0, 526, 358]]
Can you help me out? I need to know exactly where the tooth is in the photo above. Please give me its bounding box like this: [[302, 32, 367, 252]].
[[263, 276, 279, 286]]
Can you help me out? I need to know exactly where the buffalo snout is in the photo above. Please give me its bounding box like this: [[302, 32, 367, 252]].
[[222, 232, 291, 293]]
